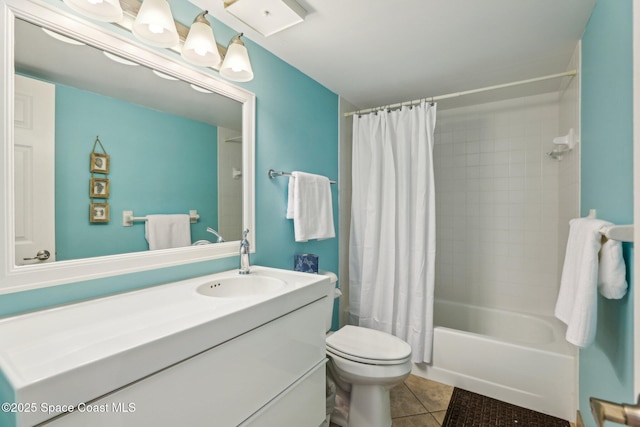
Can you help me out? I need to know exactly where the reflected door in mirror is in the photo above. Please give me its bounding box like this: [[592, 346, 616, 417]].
[[14, 75, 56, 266]]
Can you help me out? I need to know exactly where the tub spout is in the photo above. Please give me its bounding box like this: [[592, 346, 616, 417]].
[[590, 396, 640, 427]]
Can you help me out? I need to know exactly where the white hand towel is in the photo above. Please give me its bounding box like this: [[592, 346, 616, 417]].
[[145, 214, 192, 250], [598, 239, 628, 299], [555, 218, 606, 347], [286, 171, 335, 242], [554, 217, 627, 348]]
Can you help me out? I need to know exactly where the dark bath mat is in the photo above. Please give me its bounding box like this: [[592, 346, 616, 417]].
[[442, 388, 570, 427]]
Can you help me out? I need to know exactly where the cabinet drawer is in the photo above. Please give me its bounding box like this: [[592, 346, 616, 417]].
[[240, 360, 326, 427], [43, 299, 326, 427]]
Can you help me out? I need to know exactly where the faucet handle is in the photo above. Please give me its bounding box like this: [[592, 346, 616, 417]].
[[242, 229, 249, 240]]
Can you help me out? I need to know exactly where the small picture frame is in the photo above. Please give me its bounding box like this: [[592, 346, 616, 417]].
[[90, 177, 110, 198], [90, 202, 109, 223], [90, 152, 110, 174]]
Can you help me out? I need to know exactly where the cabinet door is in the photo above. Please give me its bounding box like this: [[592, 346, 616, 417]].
[[43, 300, 326, 427]]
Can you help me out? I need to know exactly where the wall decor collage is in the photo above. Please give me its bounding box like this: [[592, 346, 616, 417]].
[[89, 136, 110, 223]]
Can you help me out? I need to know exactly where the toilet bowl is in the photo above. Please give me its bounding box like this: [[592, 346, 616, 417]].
[[321, 272, 412, 427]]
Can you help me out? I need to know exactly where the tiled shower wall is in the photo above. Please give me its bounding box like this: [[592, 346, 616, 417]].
[[433, 91, 574, 316], [218, 127, 243, 242]]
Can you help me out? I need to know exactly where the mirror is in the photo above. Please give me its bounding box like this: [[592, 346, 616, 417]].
[[0, 0, 255, 293]]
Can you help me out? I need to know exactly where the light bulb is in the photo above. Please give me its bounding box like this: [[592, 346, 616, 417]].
[[148, 23, 164, 34]]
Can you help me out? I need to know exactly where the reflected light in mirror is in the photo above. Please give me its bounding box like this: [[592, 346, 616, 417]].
[[103, 51, 139, 66], [42, 28, 86, 45], [152, 69, 179, 80], [190, 84, 212, 94]]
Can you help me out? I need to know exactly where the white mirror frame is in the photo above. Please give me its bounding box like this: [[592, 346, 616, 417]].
[[0, 0, 255, 294]]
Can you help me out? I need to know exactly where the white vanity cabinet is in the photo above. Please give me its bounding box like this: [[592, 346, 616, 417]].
[[0, 267, 329, 427], [43, 300, 326, 427]]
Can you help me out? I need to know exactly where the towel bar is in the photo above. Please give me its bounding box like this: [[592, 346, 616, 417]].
[[122, 210, 199, 227], [600, 225, 634, 243], [268, 169, 336, 184], [588, 209, 634, 242]]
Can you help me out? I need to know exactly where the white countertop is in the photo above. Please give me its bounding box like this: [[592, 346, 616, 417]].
[[0, 266, 328, 426]]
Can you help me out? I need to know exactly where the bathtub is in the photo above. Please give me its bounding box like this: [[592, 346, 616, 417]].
[[412, 299, 577, 422]]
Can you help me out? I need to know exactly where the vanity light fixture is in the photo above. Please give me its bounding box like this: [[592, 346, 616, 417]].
[[63, 0, 123, 22], [220, 33, 254, 83], [132, 0, 179, 48], [181, 11, 221, 67], [62, 0, 255, 81]]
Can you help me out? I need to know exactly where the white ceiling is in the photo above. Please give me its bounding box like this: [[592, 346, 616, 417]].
[[192, 0, 597, 110]]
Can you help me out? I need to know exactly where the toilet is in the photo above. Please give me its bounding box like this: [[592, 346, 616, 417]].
[[321, 272, 412, 427]]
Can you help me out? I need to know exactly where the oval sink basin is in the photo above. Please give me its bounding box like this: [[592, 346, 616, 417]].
[[196, 276, 286, 298]]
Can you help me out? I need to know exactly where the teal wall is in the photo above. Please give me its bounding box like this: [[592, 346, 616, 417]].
[[53, 82, 218, 260], [580, 0, 634, 424]]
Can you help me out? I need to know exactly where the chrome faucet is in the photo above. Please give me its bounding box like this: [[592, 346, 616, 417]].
[[206, 227, 225, 243], [239, 229, 250, 275]]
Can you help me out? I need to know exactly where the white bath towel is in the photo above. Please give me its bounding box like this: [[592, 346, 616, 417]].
[[598, 239, 628, 299], [555, 217, 627, 348], [286, 171, 335, 242], [145, 214, 192, 250]]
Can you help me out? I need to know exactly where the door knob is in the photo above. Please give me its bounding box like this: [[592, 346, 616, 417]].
[[591, 395, 640, 427], [23, 250, 50, 261]]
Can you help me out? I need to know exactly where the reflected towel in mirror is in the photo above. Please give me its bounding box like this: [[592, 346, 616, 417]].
[[145, 214, 192, 250]]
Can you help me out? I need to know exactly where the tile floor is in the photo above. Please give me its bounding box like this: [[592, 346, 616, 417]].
[[330, 374, 454, 427]]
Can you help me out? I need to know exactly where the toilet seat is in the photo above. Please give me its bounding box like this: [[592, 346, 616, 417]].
[[326, 325, 412, 365]]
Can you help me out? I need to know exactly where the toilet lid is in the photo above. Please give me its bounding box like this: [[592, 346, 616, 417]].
[[326, 325, 412, 363]]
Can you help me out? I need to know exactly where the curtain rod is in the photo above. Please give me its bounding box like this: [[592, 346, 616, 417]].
[[344, 70, 578, 117]]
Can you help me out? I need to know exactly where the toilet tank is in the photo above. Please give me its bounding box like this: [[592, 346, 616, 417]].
[[319, 271, 339, 332]]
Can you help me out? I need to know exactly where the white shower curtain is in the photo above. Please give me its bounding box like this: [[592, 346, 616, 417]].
[[349, 101, 437, 364]]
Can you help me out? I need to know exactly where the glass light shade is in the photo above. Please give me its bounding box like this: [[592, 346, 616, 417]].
[[63, 0, 123, 22], [132, 0, 179, 48], [181, 20, 221, 67], [220, 35, 254, 82]]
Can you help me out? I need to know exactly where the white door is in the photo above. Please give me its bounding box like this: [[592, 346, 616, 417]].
[[14, 75, 56, 265]]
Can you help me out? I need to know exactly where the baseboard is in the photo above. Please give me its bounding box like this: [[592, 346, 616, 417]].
[[576, 410, 585, 427]]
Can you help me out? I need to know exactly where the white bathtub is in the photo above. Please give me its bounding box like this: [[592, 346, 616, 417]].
[[412, 299, 577, 422]]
